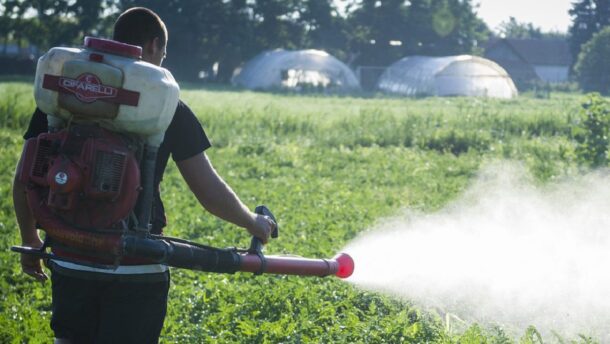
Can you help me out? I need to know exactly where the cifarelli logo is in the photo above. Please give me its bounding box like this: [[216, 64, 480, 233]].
[[59, 73, 118, 103]]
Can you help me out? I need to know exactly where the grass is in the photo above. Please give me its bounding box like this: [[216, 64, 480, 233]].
[[0, 82, 598, 343]]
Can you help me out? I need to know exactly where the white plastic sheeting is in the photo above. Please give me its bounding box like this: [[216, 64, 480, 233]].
[[232, 49, 360, 91], [378, 55, 518, 99]]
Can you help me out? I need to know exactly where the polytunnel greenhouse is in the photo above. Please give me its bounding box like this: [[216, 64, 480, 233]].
[[232, 49, 360, 91], [377, 55, 518, 99]]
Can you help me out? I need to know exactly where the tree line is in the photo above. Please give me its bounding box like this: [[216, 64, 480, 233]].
[[0, 0, 609, 89], [0, 0, 490, 81]]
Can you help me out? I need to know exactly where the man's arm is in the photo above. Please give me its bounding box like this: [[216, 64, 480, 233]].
[[13, 152, 48, 282], [176, 153, 274, 243]]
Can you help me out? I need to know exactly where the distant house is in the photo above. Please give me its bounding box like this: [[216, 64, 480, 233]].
[[484, 38, 572, 88]]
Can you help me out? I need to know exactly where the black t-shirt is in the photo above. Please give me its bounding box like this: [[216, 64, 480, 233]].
[[24, 100, 211, 233]]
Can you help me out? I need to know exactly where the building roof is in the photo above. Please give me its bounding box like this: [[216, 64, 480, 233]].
[[486, 38, 572, 66]]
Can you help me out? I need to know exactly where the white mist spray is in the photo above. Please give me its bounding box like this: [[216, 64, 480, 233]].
[[344, 163, 610, 340]]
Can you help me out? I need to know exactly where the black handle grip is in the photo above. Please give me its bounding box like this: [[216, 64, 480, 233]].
[[248, 205, 278, 254], [255, 205, 278, 238]]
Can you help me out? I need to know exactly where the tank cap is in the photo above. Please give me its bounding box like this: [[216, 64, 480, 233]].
[[84, 37, 142, 59]]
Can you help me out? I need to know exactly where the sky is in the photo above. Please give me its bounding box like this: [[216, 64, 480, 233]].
[[475, 0, 573, 33], [335, 1, 574, 33]]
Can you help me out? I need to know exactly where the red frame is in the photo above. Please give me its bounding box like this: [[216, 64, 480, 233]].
[[84, 36, 142, 59]]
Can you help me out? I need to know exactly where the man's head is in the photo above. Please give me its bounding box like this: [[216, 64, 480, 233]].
[[113, 7, 167, 66]]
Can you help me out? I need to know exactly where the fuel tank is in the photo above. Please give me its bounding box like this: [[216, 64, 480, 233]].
[[34, 37, 179, 147]]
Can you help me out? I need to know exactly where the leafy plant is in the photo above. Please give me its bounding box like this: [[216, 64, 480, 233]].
[[573, 93, 610, 168], [574, 26, 610, 95]]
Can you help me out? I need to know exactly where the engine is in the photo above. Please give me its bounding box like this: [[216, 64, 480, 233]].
[[19, 124, 140, 231]]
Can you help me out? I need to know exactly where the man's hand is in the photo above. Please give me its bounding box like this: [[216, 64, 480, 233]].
[[14, 162, 48, 282], [246, 213, 276, 244], [20, 237, 48, 282]]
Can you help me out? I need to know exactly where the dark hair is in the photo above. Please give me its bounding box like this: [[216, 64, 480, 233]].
[[112, 7, 167, 49]]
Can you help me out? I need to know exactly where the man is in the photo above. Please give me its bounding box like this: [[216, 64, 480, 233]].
[[13, 7, 275, 343]]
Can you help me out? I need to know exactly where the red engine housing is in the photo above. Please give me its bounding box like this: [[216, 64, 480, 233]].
[[19, 124, 140, 231]]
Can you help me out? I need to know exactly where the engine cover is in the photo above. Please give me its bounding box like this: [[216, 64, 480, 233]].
[[19, 124, 140, 230]]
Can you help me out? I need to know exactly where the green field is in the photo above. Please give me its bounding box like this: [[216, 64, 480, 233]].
[[0, 82, 598, 343]]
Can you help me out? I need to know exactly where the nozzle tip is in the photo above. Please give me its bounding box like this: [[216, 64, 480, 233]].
[[333, 253, 354, 278]]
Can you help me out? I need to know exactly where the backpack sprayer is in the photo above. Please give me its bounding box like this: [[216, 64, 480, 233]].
[[11, 37, 354, 279]]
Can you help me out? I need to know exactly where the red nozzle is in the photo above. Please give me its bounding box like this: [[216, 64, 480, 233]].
[[332, 253, 354, 278]]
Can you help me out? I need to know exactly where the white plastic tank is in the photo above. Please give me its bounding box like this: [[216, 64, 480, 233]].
[[34, 37, 180, 147]]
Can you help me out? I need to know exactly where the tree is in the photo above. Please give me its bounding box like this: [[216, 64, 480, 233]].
[[345, 0, 489, 67], [346, 0, 409, 66], [574, 26, 610, 94], [495, 17, 567, 40], [251, 0, 306, 50], [0, 0, 110, 51], [574, 93, 610, 167], [2, 0, 491, 82], [214, 0, 256, 83], [569, 0, 610, 67], [497, 17, 543, 39], [398, 0, 490, 57], [1, 0, 29, 53], [300, 0, 349, 61]]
